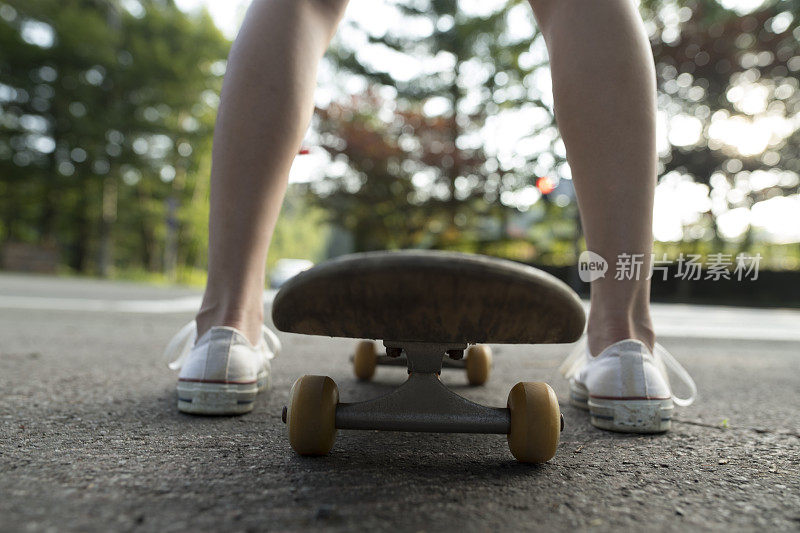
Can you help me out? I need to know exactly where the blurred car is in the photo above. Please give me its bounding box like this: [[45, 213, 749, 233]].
[[269, 258, 314, 289]]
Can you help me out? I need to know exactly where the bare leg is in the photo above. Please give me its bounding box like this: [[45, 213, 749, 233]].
[[527, 0, 657, 355], [196, 0, 349, 345]]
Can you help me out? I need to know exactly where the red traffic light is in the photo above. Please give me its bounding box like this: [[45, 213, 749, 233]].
[[536, 176, 555, 195]]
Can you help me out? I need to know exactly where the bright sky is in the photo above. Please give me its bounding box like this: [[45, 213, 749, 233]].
[[173, 0, 249, 39], [175, 0, 798, 246]]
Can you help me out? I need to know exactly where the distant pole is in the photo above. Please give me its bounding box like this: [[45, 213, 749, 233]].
[[97, 3, 122, 278], [97, 176, 117, 277], [164, 196, 178, 281]]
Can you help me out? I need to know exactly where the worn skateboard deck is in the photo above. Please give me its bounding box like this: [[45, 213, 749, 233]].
[[272, 250, 585, 344]]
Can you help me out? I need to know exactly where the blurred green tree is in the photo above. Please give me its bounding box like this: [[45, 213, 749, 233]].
[[0, 0, 227, 277], [2, 0, 799, 278], [311, 0, 572, 262], [641, 0, 800, 256], [266, 184, 331, 270], [313, 0, 800, 266]]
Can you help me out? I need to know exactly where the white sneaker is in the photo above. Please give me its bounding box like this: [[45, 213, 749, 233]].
[[163, 321, 281, 415], [559, 339, 696, 433]]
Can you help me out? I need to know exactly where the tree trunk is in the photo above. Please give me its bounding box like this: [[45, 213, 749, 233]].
[[97, 175, 117, 277], [72, 193, 91, 273], [163, 195, 178, 280]]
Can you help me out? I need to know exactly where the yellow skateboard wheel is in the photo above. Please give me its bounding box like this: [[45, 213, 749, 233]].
[[286, 375, 339, 456], [353, 340, 377, 380], [466, 344, 492, 386], [507, 382, 560, 463]]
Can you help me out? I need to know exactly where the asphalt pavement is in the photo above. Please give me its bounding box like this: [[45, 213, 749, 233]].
[[1, 273, 798, 532]]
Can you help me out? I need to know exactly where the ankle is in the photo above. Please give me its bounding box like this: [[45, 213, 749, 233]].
[[586, 308, 655, 356], [195, 299, 264, 346]]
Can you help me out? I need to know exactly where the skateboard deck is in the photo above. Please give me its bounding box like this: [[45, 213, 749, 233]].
[[272, 250, 585, 344]]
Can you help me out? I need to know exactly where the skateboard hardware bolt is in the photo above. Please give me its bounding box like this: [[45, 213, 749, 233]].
[[446, 349, 464, 360], [281, 405, 288, 424], [387, 347, 402, 358], [560, 413, 564, 432]]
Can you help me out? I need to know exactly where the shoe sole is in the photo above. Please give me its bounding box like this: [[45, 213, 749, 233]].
[[570, 382, 673, 433], [177, 371, 270, 415]]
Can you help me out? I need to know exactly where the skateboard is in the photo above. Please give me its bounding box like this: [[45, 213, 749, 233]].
[[272, 250, 585, 463]]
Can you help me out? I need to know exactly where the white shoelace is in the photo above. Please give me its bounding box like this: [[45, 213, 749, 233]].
[[559, 339, 697, 407], [653, 343, 697, 407], [558, 341, 589, 382], [162, 320, 281, 371]]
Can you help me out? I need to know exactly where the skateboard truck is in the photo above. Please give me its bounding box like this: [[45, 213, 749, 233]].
[[282, 340, 563, 463], [336, 342, 509, 434]]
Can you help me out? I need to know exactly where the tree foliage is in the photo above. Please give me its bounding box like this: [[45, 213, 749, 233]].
[[314, 0, 800, 261], [643, 0, 800, 247], [0, 0, 228, 276], [311, 0, 573, 262], [2, 0, 799, 279]]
